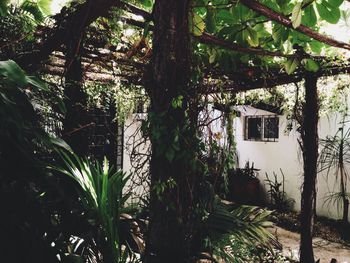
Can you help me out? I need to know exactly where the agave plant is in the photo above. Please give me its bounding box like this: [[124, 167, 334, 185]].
[[53, 151, 134, 263], [265, 169, 295, 212], [319, 123, 350, 225]]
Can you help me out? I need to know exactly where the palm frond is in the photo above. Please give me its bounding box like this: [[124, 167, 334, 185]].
[[324, 191, 350, 214], [203, 198, 277, 262], [52, 151, 132, 263], [20, 0, 44, 22], [208, 201, 274, 242], [319, 124, 350, 223]]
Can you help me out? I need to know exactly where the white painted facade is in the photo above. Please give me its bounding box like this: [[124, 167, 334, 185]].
[[122, 105, 349, 219], [234, 105, 346, 219], [123, 113, 150, 203]]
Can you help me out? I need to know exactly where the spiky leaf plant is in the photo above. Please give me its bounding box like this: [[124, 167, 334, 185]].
[[319, 124, 350, 225], [53, 151, 133, 263]]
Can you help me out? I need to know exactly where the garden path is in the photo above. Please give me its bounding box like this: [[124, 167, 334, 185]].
[[273, 226, 350, 263]]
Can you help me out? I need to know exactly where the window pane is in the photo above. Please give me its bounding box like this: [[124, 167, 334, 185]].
[[247, 117, 262, 140], [264, 117, 279, 139]]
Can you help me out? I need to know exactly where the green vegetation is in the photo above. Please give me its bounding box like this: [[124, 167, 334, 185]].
[[265, 170, 295, 212], [53, 152, 132, 263], [1, 0, 350, 262], [320, 119, 350, 226]]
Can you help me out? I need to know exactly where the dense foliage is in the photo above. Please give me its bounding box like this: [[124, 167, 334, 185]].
[[1, 0, 350, 262]]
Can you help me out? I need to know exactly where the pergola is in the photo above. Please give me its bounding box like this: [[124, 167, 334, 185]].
[[2, 1, 350, 262]]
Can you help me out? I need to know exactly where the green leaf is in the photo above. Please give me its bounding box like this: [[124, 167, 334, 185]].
[[205, 7, 216, 33], [303, 58, 320, 72], [302, 5, 317, 27], [139, 0, 153, 9], [246, 27, 259, 47], [316, 1, 341, 24], [190, 12, 205, 36], [284, 58, 299, 74], [0, 0, 9, 16], [142, 22, 151, 38], [21, 0, 44, 22], [209, 52, 216, 64], [327, 0, 344, 7], [308, 40, 324, 53], [171, 95, 184, 108], [57, 97, 67, 114], [272, 23, 289, 43], [264, 0, 281, 12], [26, 76, 49, 91], [291, 2, 302, 28], [231, 4, 253, 21], [165, 147, 175, 162], [50, 138, 72, 152], [216, 10, 235, 24], [0, 60, 52, 91], [38, 0, 52, 16], [218, 26, 236, 39], [240, 54, 250, 64], [0, 60, 28, 86]]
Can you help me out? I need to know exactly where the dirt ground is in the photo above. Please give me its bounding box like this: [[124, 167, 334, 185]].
[[272, 226, 350, 263]]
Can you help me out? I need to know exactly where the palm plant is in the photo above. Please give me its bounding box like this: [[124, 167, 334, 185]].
[[0, 60, 70, 263], [201, 198, 277, 262], [319, 123, 350, 225], [1, 0, 53, 22], [53, 151, 133, 263]]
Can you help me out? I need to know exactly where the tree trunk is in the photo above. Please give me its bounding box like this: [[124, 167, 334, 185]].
[[299, 72, 319, 263], [340, 166, 349, 239], [62, 25, 90, 156], [339, 139, 349, 225], [144, 1, 199, 262], [343, 198, 349, 224]]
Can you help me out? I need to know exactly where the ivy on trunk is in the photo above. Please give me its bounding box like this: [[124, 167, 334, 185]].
[[144, 1, 203, 262]]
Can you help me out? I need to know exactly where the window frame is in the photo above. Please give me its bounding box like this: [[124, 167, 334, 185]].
[[244, 115, 279, 142]]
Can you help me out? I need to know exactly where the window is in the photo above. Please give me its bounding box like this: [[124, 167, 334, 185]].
[[245, 116, 279, 141]]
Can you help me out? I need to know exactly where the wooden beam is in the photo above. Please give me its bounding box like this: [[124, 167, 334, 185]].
[[119, 3, 328, 59], [14, 0, 122, 71]]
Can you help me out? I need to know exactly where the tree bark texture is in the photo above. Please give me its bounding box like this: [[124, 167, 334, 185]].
[[62, 18, 90, 156], [299, 73, 319, 263], [338, 135, 349, 225], [144, 1, 200, 262]]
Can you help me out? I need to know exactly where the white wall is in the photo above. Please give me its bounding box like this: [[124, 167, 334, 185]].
[[234, 108, 346, 219], [122, 106, 349, 219], [123, 114, 150, 203]]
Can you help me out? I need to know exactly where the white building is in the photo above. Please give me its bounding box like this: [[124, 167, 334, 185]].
[[233, 104, 346, 219], [122, 102, 349, 220]]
